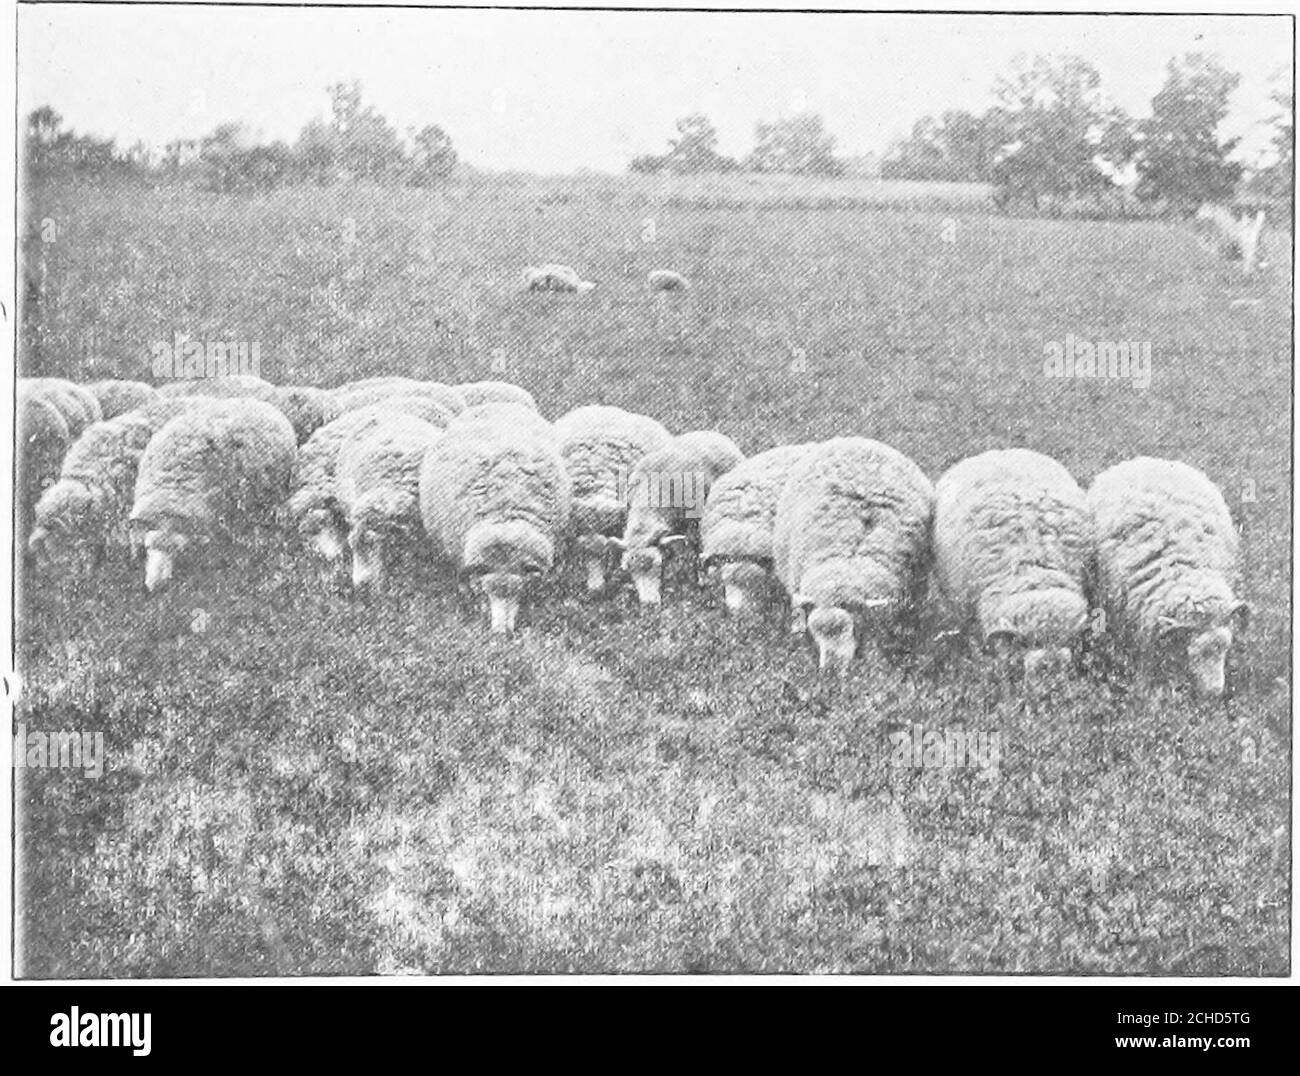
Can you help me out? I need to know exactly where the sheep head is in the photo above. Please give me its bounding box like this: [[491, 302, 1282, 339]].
[[29, 483, 107, 573], [618, 534, 686, 605], [1158, 600, 1249, 698], [718, 560, 770, 615]]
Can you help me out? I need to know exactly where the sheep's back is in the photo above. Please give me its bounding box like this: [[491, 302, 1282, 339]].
[[702, 444, 811, 562]]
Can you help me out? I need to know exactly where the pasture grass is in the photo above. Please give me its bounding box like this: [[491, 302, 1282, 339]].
[[15, 175, 1291, 975]]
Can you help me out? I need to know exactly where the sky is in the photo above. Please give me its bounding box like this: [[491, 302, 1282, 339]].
[[18, 5, 1294, 173]]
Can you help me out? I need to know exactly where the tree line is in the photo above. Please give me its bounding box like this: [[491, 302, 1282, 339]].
[[25, 81, 457, 193]]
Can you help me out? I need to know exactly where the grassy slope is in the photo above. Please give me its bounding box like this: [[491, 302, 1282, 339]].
[[16, 177, 1291, 975]]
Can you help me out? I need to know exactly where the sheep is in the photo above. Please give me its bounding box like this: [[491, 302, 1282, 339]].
[[450, 401, 554, 443], [1194, 204, 1267, 275], [1088, 456, 1247, 697], [128, 399, 297, 592], [330, 378, 465, 420], [647, 269, 689, 292], [522, 264, 596, 293], [419, 421, 572, 634], [21, 377, 102, 439], [16, 390, 71, 544], [87, 379, 158, 420], [274, 385, 342, 444], [932, 448, 1093, 677], [618, 431, 744, 605], [456, 381, 539, 414], [554, 405, 673, 593], [773, 437, 934, 674], [28, 397, 209, 572], [700, 444, 814, 615], [336, 414, 444, 590]]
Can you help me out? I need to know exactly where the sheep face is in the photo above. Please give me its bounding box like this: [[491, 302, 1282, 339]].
[[141, 527, 190, 593], [806, 607, 857, 675], [989, 633, 1073, 681], [349, 526, 386, 590], [300, 508, 346, 564], [622, 545, 664, 605], [1185, 627, 1233, 697], [719, 561, 769, 615], [480, 571, 528, 634]]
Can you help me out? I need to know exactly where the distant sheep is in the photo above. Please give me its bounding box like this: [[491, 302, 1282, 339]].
[[773, 437, 934, 674], [522, 264, 596, 293], [129, 399, 297, 592], [701, 444, 814, 615], [87, 379, 158, 420], [456, 381, 539, 414], [618, 431, 744, 605], [647, 269, 689, 292], [420, 421, 572, 634], [933, 448, 1093, 677], [1194, 204, 1267, 275], [1089, 456, 1247, 697], [336, 414, 444, 590], [555, 405, 673, 592]]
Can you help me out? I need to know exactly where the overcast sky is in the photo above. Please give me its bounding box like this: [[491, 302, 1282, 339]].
[[19, 6, 1293, 173]]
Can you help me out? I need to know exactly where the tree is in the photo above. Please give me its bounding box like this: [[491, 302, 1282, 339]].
[[746, 113, 843, 175], [990, 54, 1132, 211], [882, 109, 1005, 181], [409, 124, 458, 185], [1135, 53, 1243, 214], [1256, 83, 1294, 205], [627, 113, 736, 174]]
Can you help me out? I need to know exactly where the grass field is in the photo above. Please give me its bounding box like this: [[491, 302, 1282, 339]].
[[15, 174, 1292, 976]]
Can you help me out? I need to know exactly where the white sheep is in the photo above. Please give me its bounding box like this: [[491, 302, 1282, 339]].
[[456, 381, 539, 414], [28, 400, 199, 572], [700, 444, 814, 615], [87, 379, 158, 420], [419, 421, 572, 634], [933, 448, 1093, 676], [618, 430, 744, 605], [647, 269, 689, 292], [156, 373, 279, 404], [1088, 456, 1247, 697], [522, 264, 596, 293], [773, 437, 934, 674], [17, 389, 72, 543], [128, 399, 297, 592], [21, 377, 103, 439], [555, 405, 673, 592], [336, 413, 444, 590]]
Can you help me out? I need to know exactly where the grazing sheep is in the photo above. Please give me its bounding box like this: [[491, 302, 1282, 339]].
[[331, 378, 465, 420], [1088, 457, 1247, 697], [522, 264, 596, 293], [701, 444, 814, 615], [555, 405, 673, 592], [647, 269, 689, 292], [21, 377, 102, 439], [618, 431, 745, 605], [933, 448, 1093, 677], [456, 380, 539, 414], [16, 390, 72, 543], [128, 399, 297, 592], [419, 422, 572, 634], [336, 414, 444, 590], [87, 379, 158, 420], [29, 413, 162, 572], [1194, 204, 1267, 275], [773, 438, 934, 674], [28, 397, 202, 570]]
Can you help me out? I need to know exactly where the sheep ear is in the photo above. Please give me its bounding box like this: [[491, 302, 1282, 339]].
[[658, 534, 688, 549], [607, 537, 626, 552], [861, 598, 892, 609]]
